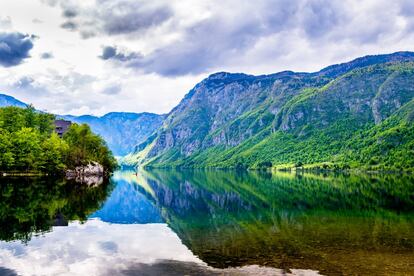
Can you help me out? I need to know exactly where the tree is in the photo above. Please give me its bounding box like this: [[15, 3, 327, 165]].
[[0, 129, 14, 169], [295, 161, 303, 168], [11, 128, 42, 171], [40, 133, 69, 173], [0, 107, 117, 173], [63, 123, 117, 171]]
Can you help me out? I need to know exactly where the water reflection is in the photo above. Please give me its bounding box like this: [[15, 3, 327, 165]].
[[0, 176, 112, 242], [90, 170, 163, 224], [0, 220, 203, 275], [0, 170, 413, 275], [140, 170, 414, 275]]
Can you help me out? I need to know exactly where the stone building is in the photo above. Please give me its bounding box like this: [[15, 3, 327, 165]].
[[54, 119, 72, 137]]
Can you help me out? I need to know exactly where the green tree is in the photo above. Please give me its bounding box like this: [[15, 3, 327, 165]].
[[64, 123, 117, 171], [0, 129, 14, 169], [0, 107, 117, 174], [40, 133, 69, 173], [11, 128, 42, 171]]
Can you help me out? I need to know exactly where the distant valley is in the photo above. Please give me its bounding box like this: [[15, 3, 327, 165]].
[[61, 113, 164, 156], [0, 94, 164, 157]]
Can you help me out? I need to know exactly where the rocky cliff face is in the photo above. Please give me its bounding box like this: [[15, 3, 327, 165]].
[[146, 71, 327, 158], [133, 52, 414, 169]]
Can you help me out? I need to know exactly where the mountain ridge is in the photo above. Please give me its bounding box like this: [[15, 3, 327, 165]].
[[127, 51, 414, 171], [0, 93, 27, 108], [0, 94, 164, 156], [61, 112, 165, 156]]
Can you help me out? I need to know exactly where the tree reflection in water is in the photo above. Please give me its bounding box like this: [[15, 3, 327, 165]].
[[0, 176, 113, 242]]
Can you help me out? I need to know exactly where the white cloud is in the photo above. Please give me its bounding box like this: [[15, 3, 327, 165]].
[[0, 219, 321, 276], [0, 0, 413, 115], [0, 16, 12, 30], [0, 220, 204, 275]]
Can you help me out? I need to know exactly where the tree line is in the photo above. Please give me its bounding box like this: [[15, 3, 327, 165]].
[[0, 106, 117, 174]]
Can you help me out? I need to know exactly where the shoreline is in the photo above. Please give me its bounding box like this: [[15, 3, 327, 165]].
[[2, 164, 412, 177], [138, 164, 413, 174], [0, 171, 49, 177]]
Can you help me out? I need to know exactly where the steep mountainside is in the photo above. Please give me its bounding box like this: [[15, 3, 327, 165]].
[[0, 94, 27, 108], [62, 112, 165, 156], [129, 52, 414, 171]]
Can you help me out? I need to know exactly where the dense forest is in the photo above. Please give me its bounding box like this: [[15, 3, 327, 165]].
[[126, 53, 414, 172], [0, 106, 117, 174]]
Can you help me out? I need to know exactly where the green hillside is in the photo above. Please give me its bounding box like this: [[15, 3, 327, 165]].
[[127, 52, 414, 171]]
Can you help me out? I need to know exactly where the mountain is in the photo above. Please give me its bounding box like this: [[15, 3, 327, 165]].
[[61, 112, 165, 156], [0, 94, 27, 108], [0, 94, 164, 157], [129, 51, 414, 171]]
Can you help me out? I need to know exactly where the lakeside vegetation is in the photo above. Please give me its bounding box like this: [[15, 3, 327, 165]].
[[0, 106, 117, 174]]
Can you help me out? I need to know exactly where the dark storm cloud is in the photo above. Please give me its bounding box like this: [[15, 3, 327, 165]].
[[99, 1, 173, 35], [9, 76, 54, 100], [47, 0, 414, 77], [63, 8, 78, 18], [61, 21, 78, 31], [300, 0, 347, 38], [0, 267, 18, 276], [0, 32, 34, 67], [102, 84, 122, 95], [110, 0, 414, 77], [101, 0, 346, 76], [80, 31, 96, 39], [14, 76, 35, 89], [103, 1, 302, 76], [41, 52, 53, 59], [100, 46, 117, 60], [400, 0, 414, 15], [99, 46, 142, 62], [48, 0, 173, 38], [97, 0, 300, 76], [399, 0, 414, 31]]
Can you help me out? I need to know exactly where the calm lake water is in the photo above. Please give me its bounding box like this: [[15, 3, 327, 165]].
[[0, 170, 413, 275]]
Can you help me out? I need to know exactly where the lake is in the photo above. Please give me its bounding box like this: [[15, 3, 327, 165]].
[[0, 170, 413, 275]]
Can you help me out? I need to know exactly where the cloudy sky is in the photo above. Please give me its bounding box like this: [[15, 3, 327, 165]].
[[0, 0, 413, 115]]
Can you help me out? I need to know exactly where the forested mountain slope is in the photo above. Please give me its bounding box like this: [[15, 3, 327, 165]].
[[63, 112, 164, 156], [129, 52, 414, 171]]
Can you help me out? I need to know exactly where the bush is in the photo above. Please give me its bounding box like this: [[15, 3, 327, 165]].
[[295, 161, 303, 168], [257, 161, 272, 170]]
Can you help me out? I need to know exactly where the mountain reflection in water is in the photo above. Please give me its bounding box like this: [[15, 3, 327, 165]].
[[0, 170, 413, 275]]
